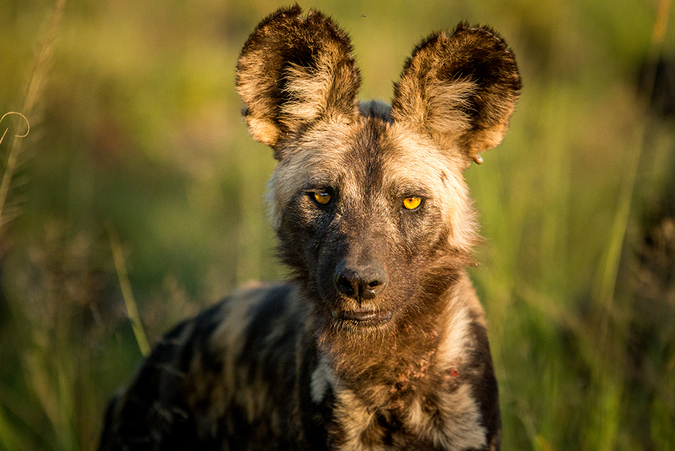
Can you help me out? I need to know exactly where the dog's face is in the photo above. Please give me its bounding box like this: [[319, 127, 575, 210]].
[[269, 112, 474, 336], [236, 6, 520, 341]]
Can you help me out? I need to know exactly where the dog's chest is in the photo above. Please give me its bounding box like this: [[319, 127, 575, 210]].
[[312, 365, 488, 451]]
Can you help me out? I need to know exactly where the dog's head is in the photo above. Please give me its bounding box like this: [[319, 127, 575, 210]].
[[236, 6, 520, 341]]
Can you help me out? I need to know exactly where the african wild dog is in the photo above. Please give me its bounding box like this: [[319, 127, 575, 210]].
[[99, 5, 521, 450]]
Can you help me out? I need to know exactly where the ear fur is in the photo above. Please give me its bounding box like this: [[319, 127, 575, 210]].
[[390, 23, 521, 166], [236, 5, 361, 158]]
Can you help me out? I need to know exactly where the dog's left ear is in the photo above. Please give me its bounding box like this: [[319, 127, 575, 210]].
[[391, 23, 521, 167]]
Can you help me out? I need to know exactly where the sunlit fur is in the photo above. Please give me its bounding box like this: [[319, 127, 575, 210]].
[[99, 5, 520, 451]]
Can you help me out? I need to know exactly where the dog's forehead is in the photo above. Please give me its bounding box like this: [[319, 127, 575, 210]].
[[276, 118, 459, 191]]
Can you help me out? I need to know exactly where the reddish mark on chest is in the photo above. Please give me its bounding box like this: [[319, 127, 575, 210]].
[[443, 367, 460, 381]]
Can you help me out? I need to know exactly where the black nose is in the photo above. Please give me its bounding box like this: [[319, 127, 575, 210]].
[[335, 260, 387, 300]]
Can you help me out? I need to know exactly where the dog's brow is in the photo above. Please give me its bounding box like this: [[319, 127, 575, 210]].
[[305, 175, 337, 188], [391, 181, 433, 198]]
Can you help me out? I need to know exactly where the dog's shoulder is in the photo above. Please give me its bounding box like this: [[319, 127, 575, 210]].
[[99, 282, 311, 450]]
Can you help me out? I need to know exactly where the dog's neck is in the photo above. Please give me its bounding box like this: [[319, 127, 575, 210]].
[[310, 268, 482, 409]]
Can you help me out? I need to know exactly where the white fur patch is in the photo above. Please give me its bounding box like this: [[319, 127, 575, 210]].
[[407, 384, 487, 450], [333, 387, 381, 451], [437, 285, 474, 367], [310, 355, 337, 403]]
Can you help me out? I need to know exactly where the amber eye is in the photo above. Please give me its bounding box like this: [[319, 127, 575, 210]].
[[403, 196, 422, 210], [313, 191, 332, 205]]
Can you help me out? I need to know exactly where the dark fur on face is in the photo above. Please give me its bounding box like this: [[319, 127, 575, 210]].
[[99, 5, 520, 451]]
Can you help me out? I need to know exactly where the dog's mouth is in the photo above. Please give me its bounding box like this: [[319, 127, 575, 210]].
[[331, 308, 393, 325]]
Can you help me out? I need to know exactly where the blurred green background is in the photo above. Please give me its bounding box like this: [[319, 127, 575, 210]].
[[1, 0, 674, 449]]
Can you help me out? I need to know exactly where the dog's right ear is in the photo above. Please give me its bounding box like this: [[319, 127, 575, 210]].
[[236, 5, 361, 159]]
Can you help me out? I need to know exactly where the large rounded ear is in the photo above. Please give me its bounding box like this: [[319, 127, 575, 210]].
[[390, 23, 521, 167], [236, 5, 361, 159]]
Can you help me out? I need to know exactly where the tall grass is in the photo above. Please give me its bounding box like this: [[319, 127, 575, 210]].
[[0, 112, 30, 233], [0, 0, 674, 449], [107, 224, 150, 357]]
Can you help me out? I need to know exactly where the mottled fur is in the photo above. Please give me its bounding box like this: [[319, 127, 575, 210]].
[[99, 5, 521, 450]]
